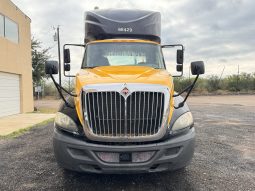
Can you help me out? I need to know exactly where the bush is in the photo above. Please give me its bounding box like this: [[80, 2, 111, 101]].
[[225, 73, 255, 92], [44, 82, 58, 97], [206, 75, 221, 92], [173, 77, 192, 92], [173, 72, 255, 94], [238, 73, 255, 91], [42, 79, 75, 98], [194, 78, 208, 93]]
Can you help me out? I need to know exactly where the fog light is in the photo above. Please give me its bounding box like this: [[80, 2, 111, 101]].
[[96, 152, 119, 163], [132, 151, 155, 163]]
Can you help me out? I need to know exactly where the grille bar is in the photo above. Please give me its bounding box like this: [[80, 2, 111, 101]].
[[149, 92, 155, 135], [110, 93, 113, 136], [85, 91, 165, 138], [114, 92, 117, 136], [154, 93, 158, 134]]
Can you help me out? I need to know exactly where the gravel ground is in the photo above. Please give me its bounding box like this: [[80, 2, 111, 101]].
[[0, 103, 254, 191]]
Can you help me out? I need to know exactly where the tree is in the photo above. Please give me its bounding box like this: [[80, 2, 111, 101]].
[[32, 37, 51, 85]]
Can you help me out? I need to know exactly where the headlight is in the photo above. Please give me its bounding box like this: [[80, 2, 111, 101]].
[[171, 112, 193, 132], [54, 112, 78, 134]]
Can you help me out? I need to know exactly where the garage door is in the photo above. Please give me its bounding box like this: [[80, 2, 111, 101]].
[[0, 72, 20, 117]]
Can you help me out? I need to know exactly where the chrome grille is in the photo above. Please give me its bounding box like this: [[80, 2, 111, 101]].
[[84, 91, 165, 137]]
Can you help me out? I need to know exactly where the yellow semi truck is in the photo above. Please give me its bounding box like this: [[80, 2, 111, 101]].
[[45, 9, 205, 173]]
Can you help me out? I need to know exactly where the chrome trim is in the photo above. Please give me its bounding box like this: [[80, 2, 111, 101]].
[[82, 83, 170, 142], [110, 93, 113, 136], [142, 92, 145, 135], [150, 92, 155, 135], [114, 92, 117, 135], [124, 95, 127, 136], [106, 92, 110, 135]]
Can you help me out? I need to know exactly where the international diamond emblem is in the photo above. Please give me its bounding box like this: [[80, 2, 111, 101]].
[[121, 87, 130, 96]]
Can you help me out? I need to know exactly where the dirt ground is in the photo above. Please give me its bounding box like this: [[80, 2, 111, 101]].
[[188, 95, 255, 107], [34, 99, 61, 113], [1, 95, 254, 191]]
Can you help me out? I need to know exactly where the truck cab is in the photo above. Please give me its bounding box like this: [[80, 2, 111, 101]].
[[46, 9, 205, 173]]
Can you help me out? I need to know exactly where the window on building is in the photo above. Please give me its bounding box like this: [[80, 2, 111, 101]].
[[5, 17, 19, 43], [0, 15, 4, 37]]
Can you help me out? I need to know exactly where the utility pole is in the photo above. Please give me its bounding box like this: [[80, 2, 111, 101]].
[[57, 26, 61, 87], [237, 64, 240, 92], [54, 26, 61, 87]]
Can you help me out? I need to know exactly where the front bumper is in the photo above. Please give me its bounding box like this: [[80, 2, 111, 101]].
[[53, 127, 195, 174]]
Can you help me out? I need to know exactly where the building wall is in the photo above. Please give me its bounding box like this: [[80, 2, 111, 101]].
[[0, 0, 33, 113]]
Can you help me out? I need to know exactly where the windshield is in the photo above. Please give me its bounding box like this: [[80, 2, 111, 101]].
[[82, 42, 165, 69]]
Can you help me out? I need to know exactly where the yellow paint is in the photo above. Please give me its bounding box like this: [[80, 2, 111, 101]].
[[87, 39, 160, 45], [74, 65, 174, 126]]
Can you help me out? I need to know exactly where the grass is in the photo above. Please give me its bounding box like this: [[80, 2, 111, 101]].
[[35, 107, 58, 114], [0, 118, 54, 139]]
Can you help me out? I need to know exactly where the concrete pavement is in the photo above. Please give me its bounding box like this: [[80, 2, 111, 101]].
[[0, 113, 55, 136]]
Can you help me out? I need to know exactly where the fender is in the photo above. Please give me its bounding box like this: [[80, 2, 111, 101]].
[[169, 95, 191, 129], [161, 95, 191, 140]]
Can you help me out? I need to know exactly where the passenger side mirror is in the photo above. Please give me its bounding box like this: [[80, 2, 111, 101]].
[[176, 49, 183, 65], [45, 60, 59, 74], [64, 63, 70, 72], [191, 61, 205, 75], [64, 49, 71, 63], [174, 61, 205, 108]]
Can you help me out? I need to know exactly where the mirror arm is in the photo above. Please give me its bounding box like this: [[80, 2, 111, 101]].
[[173, 84, 192, 97], [49, 73, 77, 108], [174, 74, 199, 109], [58, 83, 77, 97], [173, 75, 199, 97], [50, 73, 77, 97]]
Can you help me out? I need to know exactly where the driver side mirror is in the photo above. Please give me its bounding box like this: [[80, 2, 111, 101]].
[[176, 49, 183, 64], [45, 60, 59, 74], [191, 61, 205, 75], [64, 49, 71, 63]]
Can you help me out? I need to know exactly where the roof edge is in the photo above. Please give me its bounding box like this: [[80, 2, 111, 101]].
[[9, 0, 31, 22]]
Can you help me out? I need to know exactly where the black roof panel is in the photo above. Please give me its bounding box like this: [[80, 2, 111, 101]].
[[84, 9, 161, 43]]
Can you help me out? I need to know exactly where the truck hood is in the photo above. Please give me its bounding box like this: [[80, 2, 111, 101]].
[[75, 66, 173, 92], [74, 66, 174, 128]]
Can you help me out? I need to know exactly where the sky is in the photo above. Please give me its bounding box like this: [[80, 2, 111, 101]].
[[12, 0, 255, 77]]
